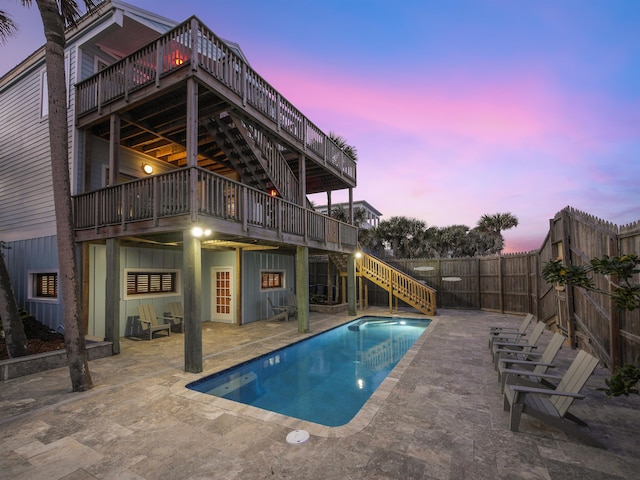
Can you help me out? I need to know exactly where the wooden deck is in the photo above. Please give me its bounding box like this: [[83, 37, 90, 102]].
[[75, 16, 356, 195], [73, 167, 358, 253]]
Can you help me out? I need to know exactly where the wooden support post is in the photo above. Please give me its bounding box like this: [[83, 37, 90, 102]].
[[498, 256, 504, 313], [105, 238, 120, 354], [327, 260, 334, 303], [186, 78, 199, 222], [608, 236, 621, 370], [364, 282, 369, 309], [235, 248, 242, 326], [388, 268, 393, 314], [108, 113, 120, 187], [560, 209, 576, 347], [183, 230, 202, 373], [347, 254, 357, 316], [296, 246, 310, 333]]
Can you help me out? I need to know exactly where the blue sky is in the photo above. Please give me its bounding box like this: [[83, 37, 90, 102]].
[[2, 0, 639, 252]]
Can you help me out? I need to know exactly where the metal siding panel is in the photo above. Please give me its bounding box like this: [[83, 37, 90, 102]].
[[4, 236, 63, 331]]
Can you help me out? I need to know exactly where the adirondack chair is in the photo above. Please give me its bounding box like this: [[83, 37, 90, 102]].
[[503, 350, 603, 448], [498, 332, 566, 393], [491, 320, 547, 369], [137, 304, 172, 340], [167, 301, 184, 333], [489, 313, 534, 349], [267, 297, 290, 321], [286, 293, 298, 318]]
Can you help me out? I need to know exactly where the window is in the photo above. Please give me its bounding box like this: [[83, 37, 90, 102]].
[[261, 271, 284, 290], [28, 271, 59, 301], [126, 271, 178, 296], [35, 273, 58, 297]]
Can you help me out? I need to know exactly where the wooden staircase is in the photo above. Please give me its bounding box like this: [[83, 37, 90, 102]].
[[207, 112, 301, 204], [330, 252, 437, 316]]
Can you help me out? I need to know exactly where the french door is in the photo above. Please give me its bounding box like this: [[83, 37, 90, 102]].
[[211, 267, 234, 323]]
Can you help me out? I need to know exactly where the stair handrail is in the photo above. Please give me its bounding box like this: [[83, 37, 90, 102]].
[[357, 253, 437, 315]]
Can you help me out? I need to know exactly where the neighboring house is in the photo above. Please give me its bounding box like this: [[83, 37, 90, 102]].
[[316, 201, 382, 229], [0, 1, 359, 371]]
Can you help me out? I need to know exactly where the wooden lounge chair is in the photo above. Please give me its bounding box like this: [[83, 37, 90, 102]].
[[503, 350, 603, 448], [286, 293, 298, 318], [137, 304, 172, 340], [498, 331, 566, 393], [167, 301, 184, 333], [489, 313, 534, 349], [491, 320, 547, 369], [267, 297, 290, 322]]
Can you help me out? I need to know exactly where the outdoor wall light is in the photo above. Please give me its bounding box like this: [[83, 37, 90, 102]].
[[355, 251, 363, 259], [191, 227, 212, 238], [142, 163, 153, 174]]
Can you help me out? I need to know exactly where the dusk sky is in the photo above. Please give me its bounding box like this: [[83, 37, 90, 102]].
[[2, 0, 639, 252]]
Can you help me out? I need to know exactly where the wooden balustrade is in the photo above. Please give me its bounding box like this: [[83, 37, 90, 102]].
[[73, 168, 357, 249], [358, 253, 437, 315]]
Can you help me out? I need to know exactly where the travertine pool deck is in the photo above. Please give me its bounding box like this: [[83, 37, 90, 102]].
[[1, 308, 639, 479]]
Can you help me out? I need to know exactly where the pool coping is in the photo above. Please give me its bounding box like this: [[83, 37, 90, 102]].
[[170, 314, 438, 438]]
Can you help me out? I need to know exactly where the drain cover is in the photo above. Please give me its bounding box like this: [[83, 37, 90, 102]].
[[286, 429, 310, 444]]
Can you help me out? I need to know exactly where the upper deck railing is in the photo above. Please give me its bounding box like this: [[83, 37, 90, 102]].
[[75, 17, 356, 183], [72, 167, 358, 250]]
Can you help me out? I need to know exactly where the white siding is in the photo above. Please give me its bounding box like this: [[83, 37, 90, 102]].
[[0, 62, 56, 241]]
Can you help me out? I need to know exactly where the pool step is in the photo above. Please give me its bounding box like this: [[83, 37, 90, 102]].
[[205, 372, 258, 397]]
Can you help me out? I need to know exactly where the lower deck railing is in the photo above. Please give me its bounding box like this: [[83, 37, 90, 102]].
[[73, 167, 358, 249]]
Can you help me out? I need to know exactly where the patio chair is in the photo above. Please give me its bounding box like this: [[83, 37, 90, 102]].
[[491, 320, 547, 369], [286, 292, 298, 318], [488, 313, 534, 349], [503, 349, 603, 448], [498, 331, 566, 393], [167, 301, 185, 333], [137, 304, 172, 340], [267, 297, 290, 322]]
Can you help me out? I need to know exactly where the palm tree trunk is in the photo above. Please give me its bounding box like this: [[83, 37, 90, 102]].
[[0, 249, 29, 358], [36, 0, 93, 391]]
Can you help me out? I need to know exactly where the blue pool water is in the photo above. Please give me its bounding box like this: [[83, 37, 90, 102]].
[[187, 316, 431, 427]]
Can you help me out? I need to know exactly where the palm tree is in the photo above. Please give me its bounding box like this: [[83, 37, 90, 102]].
[[1, 0, 96, 391], [0, 244, 29, 358], [475, 212, 519, 254], [329, 132, 358, 162]]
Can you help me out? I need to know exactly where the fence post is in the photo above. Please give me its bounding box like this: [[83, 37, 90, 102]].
[[560, 209, 577, 347], [498, 256, 504, 313], [608, 236, 621, 370]]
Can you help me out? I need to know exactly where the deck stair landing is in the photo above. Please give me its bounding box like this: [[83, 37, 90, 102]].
[[331, 253, 437, 316]]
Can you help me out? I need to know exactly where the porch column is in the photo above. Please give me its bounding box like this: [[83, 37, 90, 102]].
[[296, 246, 310, 333], [105, 238, 120, 354], [186, 78, 199, 222], [298, 153, 306, 206], [186, 78, 198, 167], [348, 187, 354, 225], [347, 253, 357, 316], [183, 230, 203, 373], [108, 113, 120, 186]]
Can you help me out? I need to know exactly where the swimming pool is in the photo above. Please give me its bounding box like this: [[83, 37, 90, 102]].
[[187, 316, 431, 427]]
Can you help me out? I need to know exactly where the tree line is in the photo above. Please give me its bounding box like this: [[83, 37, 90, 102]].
[[330, 206, 519, 259]]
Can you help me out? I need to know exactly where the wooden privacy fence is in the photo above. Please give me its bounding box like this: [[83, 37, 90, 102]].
[[376, 207, 639, 370]]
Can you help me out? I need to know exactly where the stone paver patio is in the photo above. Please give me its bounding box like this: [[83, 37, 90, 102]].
[[1, 308, 638, 479]]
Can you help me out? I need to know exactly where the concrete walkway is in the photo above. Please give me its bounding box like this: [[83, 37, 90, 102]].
[[1, 309, 638, 479]]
